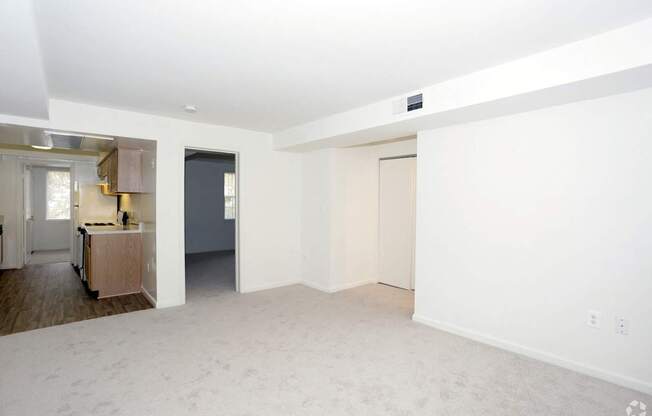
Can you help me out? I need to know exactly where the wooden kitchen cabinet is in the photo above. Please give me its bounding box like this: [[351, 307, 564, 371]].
[[86, 233, 142, 298], [96, 157, 107, 179], [97, 148, 143, 193], [84, 236, 93, 287]]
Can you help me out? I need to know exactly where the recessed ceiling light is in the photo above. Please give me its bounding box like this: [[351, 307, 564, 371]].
[[184, 105, 198, 114], [31, 145, 52, 150]]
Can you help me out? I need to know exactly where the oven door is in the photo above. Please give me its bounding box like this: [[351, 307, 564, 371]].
[[77, 227, 87, 281]]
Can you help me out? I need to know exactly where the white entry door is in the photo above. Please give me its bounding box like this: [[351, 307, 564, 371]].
[[378, 156, 416, 290]]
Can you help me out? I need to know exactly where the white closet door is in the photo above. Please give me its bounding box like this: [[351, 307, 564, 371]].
[[378, 157, 416, 290]]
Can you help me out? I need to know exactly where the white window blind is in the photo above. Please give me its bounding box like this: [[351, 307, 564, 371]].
[[46, 170, 70, 220], [224, 172, 236, 220]]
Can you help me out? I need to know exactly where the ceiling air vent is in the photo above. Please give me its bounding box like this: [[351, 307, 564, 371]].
[[51, 134, 83, 149], [407, 93, 423, 112], [392, 93, 423, 115]]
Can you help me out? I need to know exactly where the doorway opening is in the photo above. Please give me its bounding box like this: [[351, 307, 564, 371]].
[[0, 124, 157, 335], [184, 149, 239, 301], [24, 163, 73, 265], [378, 155, 417, 291]]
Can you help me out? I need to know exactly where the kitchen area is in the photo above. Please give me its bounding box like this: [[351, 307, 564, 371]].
[[0, 125, 157, 335]]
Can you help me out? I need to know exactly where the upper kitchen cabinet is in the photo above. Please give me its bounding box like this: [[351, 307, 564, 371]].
[[97, 147, 143, 194]]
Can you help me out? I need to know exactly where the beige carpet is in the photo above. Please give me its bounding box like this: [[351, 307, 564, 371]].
[[0, 282, 648, 415]]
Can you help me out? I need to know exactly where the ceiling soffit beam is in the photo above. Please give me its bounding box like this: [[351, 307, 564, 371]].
[[273, 18, 652, 152]]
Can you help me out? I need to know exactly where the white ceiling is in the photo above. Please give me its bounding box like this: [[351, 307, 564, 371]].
[[26, 0, 652, 131], [0, 1, 48, 119]]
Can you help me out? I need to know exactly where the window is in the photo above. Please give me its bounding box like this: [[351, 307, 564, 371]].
[[46, 170, 70, 220], [224, 172, 236, 220]]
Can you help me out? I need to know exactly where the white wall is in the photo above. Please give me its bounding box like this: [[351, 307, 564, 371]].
[[139, 148, 157, 301], [414, 87, 652, 394], [0, 99, 303, 306], [300, 148, 335, 291], [184, 158, 235, 253], [301, 139, 417, 292], [30, 167, 70, 251]]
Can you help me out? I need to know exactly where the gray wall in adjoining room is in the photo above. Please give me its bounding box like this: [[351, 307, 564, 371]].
[[184, 157, 235, 254]]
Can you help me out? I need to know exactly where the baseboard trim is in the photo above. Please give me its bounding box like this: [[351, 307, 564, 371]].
[[240, 279, 301, 294], [301, 280, 331, 293], [302, 279, 377, 293], [412, 313, 652, 395], [330, 279, 377, 292], [140, 286, 157, 308]]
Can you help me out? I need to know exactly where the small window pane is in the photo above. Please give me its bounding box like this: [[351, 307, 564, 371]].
[[46, 170, 70, 220], [224, 172, 236, 220]]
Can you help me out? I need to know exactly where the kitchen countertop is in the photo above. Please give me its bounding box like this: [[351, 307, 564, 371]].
[[84, 224, 142, 235]]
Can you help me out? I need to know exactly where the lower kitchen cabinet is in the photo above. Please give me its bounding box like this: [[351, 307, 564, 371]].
[[85, 233, 142, 298]]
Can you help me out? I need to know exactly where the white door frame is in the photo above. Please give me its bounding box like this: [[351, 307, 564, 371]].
[[22, 163, 31, 266], [181, 146, 241, 293]]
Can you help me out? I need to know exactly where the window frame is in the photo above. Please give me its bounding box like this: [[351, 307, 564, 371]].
[[224, 171, 236, 220]]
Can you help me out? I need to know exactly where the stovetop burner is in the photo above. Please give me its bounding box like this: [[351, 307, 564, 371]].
[[84, 222, 115, 226]]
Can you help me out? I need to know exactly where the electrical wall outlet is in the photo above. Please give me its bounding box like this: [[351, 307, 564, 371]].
[[615, 317, 628, 335], [587, 310, 601, 328]]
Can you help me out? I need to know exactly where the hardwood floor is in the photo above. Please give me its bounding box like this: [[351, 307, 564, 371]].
[[0, 262, 152, 336]]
